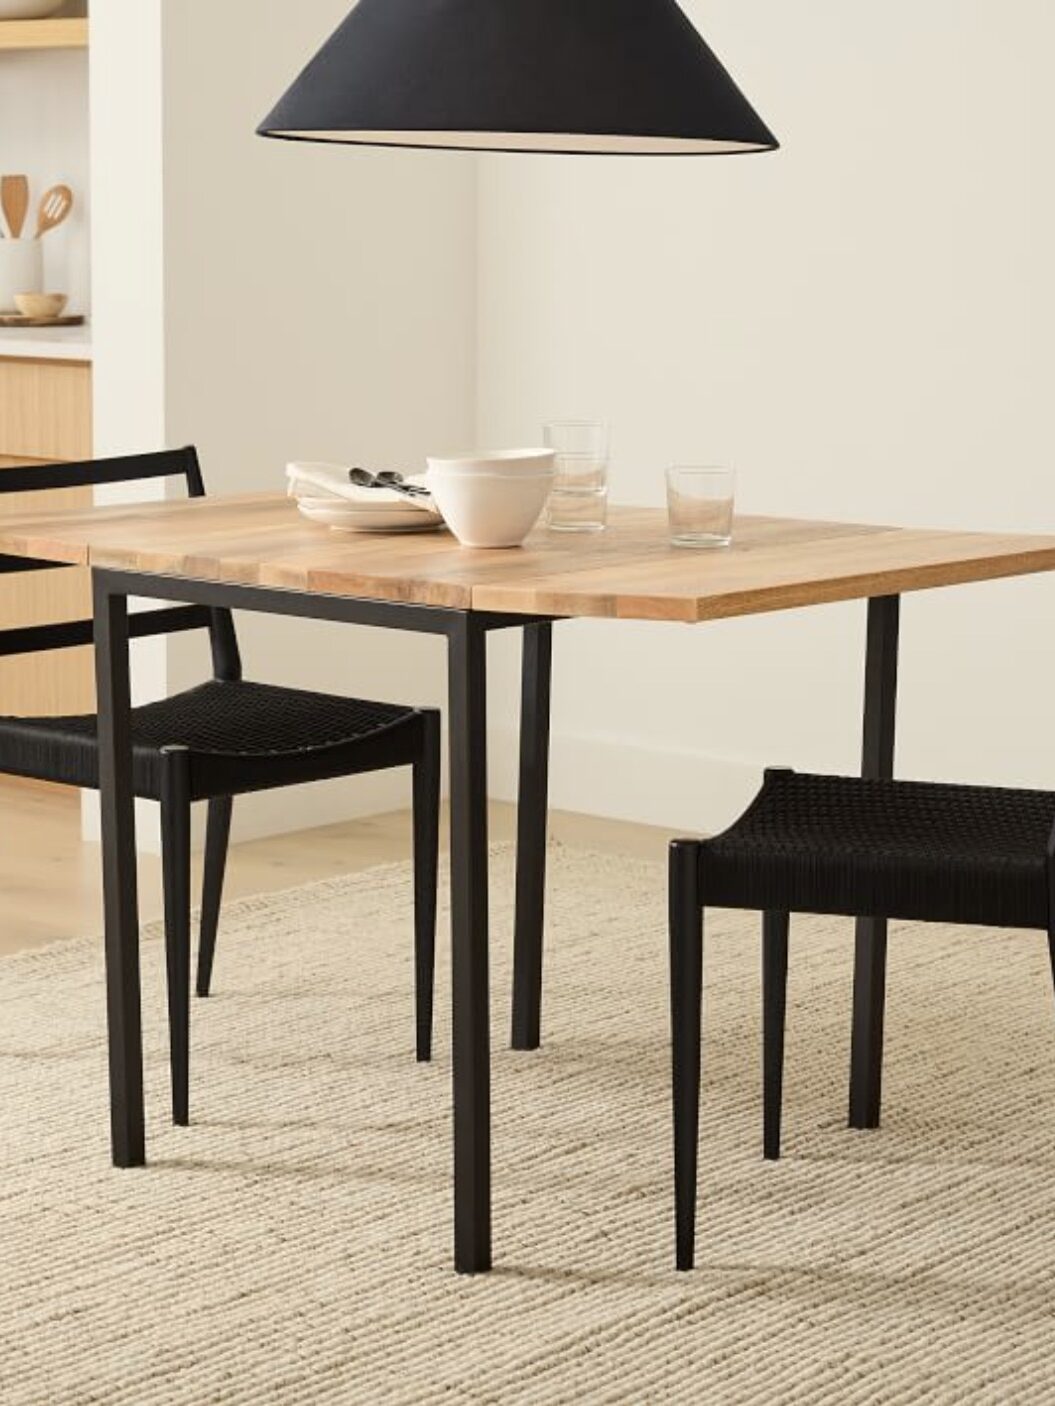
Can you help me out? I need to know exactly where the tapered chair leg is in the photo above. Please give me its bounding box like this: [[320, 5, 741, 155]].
[[669, 840, 704, 1272], [160, 748, 192, 1127], [196, 796, 233, 998], [413, 713, 441, 1062], [762, 911, 790, 1161]]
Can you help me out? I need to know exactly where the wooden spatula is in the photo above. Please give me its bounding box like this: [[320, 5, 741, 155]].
[[34, 185, 73, 239], [1, 175, 30, 240]]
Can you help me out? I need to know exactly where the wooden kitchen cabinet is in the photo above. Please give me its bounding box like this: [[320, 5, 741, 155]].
[[0, 357, 94, 718], [0, 357, 91, 460]]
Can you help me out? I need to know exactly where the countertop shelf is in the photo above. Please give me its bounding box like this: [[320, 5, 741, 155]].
[[0, 17, 88, 51], [0, 324, 91, 363]]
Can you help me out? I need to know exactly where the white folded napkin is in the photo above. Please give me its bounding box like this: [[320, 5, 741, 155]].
[[286, 461, 437, 513]]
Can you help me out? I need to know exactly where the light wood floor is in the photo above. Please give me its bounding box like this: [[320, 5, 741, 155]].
[[0, 778, 676, 958]]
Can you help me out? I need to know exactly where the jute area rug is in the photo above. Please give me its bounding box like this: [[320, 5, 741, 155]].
[[3, 844, 1055, 1405]]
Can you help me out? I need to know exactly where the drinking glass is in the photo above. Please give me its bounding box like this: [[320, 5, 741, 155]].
[[543, 421, 609, 533], [666, 467, 735, 548]]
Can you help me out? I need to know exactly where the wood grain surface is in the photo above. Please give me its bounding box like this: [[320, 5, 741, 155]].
[[0, 356, 94, 717], [2, 495, 1055, 621]]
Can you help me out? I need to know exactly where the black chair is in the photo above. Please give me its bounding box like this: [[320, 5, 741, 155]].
[[669, 767, 1055, 1270], [0, 446, 440, 1125]]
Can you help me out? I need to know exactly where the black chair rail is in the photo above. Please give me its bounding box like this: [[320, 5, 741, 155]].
[[0, 446, 241, 680]]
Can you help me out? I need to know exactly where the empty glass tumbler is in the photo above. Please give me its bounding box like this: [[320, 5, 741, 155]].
[[543, 421, 609, 533], [666, 467, 735, 548]]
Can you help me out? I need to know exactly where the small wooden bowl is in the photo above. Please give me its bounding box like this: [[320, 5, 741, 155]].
[[14, 293, 68, 319]]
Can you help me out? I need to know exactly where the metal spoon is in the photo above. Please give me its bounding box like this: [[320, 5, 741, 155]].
[[349, 467, 431, 500], [374, 470, 430, 498]]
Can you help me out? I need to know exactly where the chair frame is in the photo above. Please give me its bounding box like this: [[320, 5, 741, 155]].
[[0, 448, 241, 679], [669, 800, 1055, 1272], [0, 447, 440, 1125]]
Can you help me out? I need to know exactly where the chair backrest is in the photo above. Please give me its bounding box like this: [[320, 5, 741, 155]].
[[0, 446, 241, 686]]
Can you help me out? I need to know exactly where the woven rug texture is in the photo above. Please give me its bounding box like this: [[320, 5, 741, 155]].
[[2, 844, 1055, 1404]]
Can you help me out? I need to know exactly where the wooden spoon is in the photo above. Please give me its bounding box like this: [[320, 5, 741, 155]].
[[34, 184, 73, 239], [1, 175, 30, 239]]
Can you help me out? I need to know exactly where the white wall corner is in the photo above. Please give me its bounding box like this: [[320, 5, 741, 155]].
[[82, 0, 170, 851]]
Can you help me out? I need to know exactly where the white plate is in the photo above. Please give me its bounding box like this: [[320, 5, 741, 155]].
[[297, 493, 437, 516], [332, 521, 447, 535], [297, 499, 443, 533]]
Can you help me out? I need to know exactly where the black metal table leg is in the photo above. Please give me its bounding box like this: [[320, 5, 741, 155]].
[[447, 615, 492, 1273], [93, 573, 146, 1167], [84, 569, 546, 1270], [848, 594, 900, 1130], [511, 622, 552, 1051]]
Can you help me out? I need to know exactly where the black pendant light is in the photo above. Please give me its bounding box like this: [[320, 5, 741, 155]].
[[258, 0, 778, 156]]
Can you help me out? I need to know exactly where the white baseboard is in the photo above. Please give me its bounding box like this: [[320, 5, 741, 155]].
[[80, 726, 765, 855], [81, 768, 415, 855], [488, 724, 766, 837], [223, 771, 416, 845]]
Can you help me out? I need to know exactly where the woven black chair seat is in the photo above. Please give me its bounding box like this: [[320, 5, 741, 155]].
[[700, 770, 1055, 930], [0, 680, 423, 801]]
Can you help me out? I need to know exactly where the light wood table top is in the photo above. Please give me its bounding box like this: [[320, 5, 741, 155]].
[[3, 494, 1055, 622]]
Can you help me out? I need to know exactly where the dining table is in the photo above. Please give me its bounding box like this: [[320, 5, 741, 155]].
[[4, 494, 1055, 1275]]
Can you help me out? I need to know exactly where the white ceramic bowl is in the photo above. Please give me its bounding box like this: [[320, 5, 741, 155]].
[[427, 466, 553, 548], [427, 448, 556, 479], [0, 0, 66, 17]]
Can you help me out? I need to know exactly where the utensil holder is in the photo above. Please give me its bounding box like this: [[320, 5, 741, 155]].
[[0, 241, 44, 314]]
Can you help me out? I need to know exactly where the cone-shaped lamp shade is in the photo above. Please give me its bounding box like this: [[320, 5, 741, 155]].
[[258, 0, 778, 156]]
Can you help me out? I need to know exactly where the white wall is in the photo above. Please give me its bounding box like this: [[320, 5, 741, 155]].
[[477, 0, 1055, 833], [89, 0, 1055, 848], [89, 0, 478, 847], [90, 0, 165, 474], [159, 0, 476, 841], [84, 0, 170, 847]]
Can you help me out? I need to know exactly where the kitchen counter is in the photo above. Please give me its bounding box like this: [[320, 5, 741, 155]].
[[0, 324, 92, 363]]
